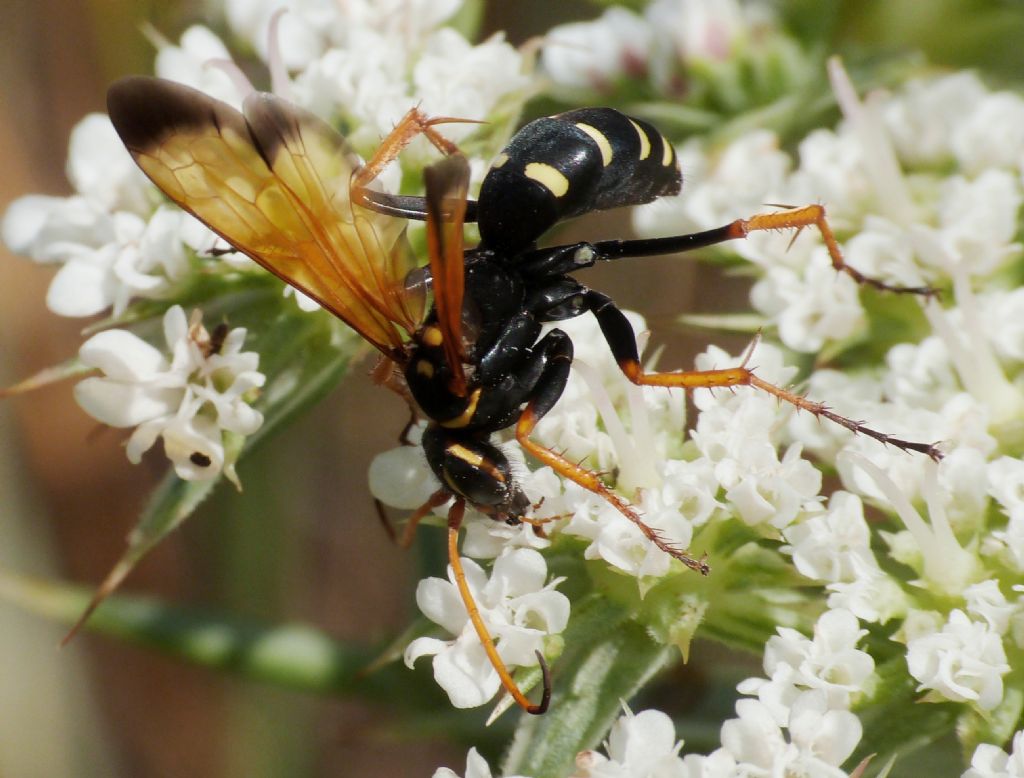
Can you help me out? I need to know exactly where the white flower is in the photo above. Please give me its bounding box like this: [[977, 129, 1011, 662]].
[[3, 112, 215, 318], [663, 130, 793, 240], [964, 581, 1015, 636], [433, 747, 529, 778], [719, 693, 860, 778], [645, 0, 773, 65], [224, 0, 337, 71], [404, 548, 569, 709], [65, 113, 152, 215], [844, 453, 979, 596], [74, 305, 264, 484], [825, 555, 907, 625], [154, 25, 244, 107], [367, 432, 442, 511], [293, 29, 414, 147], [738, 609, 874, 724], [964, 731, 1024, 778], [784, 492, 877, 583], [414, 30, 530, 140], [950, 90, 1024, 175], [572, 707, 687, 778], [28, 205, 197, 317], [789, 127, 872, 224], [749, 250, 865, 352], [905, 609, 1010, 710], [880, 72, 988, 168], [294, 15, 530, 159], [884, 335, 959, 412], [541, 7, 653, 92], [981, 288, 1024, 363]]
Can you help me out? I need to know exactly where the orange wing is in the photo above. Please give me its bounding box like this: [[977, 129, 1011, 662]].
[[423, 155, 470, 396], [106, 76, 423, 357]]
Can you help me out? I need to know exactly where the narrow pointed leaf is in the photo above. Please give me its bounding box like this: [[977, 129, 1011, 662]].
[[502, 594, 675, 778]]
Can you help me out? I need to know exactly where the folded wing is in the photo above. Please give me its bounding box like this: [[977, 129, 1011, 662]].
[[107, 76, 423, 357]]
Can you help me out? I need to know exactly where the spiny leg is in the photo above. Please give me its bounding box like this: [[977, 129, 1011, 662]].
[[354, 107, 467, 188], [514, 330, 710, 575], [583, 290, 944, 461], [741, 205, 934, 296], [352, 107, 482, 220], [392, 488, 451, 549], [446, 499, 551, 715], [592, 203, 935, 297]]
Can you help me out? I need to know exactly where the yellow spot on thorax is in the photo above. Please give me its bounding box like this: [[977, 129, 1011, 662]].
[[422, 325, 443, 347]]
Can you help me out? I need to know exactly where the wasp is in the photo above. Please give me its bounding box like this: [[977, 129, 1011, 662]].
[[107, 77, 940, 715]]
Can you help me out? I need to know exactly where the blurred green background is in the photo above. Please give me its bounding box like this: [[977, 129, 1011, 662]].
[[2, 1, 1024, 776]]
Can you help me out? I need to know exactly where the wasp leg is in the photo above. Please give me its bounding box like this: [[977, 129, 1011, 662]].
[[514, 330, 711, 574], [446, 498, 551, 715], [384, 487, 451, 549], [582, 291, 943, 461], [591, 204, 935, 296], [353, 108, 481, 222], [355, 107, 462, 187]]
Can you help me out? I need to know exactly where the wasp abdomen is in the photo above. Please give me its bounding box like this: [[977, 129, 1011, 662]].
[[421, 426, 530, 519], [477, 108, 681, 253]]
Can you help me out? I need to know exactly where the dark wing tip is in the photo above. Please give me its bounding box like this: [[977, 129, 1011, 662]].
[[106, 76, 242, 153]]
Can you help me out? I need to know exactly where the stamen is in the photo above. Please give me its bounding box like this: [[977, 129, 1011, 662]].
[[266, 8, 293, 100], [923, 276, 1022, 424], [573, 359, 658, 491], [828, 57, 916, 225], [842, 452, 976, 593], [204, 59, 256, 98]]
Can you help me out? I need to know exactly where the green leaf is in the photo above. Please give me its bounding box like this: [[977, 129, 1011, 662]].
[[0, 569, 376, 694], [853, 655, 960, 768], [62, 472, 222, 642], [502, 594, 675, 778], [448, 0, 484, 40], [957, 684, 1024, 761], [678, 311, 769, 335], [0, 356, 91, 397]]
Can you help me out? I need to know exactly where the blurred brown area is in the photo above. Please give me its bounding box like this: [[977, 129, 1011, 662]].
[[0, 2, 744, 776]]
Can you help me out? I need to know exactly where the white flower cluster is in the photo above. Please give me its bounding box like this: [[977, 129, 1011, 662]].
[[435, 707, 690, 778], [670, 609, 872, 777], [75, 305, 264, 485], [436, 616, 872, 778], [404, 548, 569, 710], [965, 731, 1024, 778], [541, 0, 774, 95], [219, 0, 531, 156], [3, 0, 535, 483], [628, 59, 1024, 766]]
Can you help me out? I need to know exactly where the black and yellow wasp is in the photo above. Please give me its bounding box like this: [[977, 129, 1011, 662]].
[[107, 77, 939, 714]]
